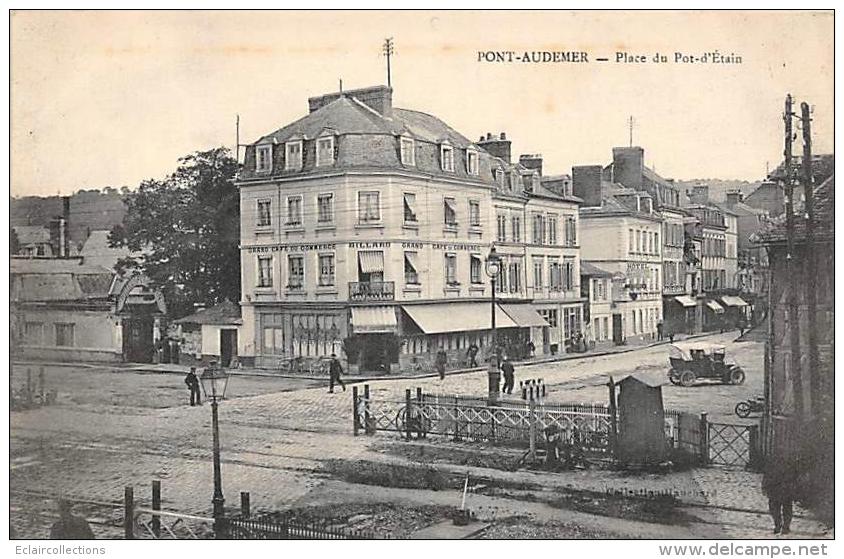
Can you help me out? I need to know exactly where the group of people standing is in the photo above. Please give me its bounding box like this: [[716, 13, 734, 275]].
[[433, 344, 517, 394]]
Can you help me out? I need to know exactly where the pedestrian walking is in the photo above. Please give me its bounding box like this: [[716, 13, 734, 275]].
[[501, 357, 515, 394], [184, 367, 201, 406], [526, 340, 536, 358], [328, 353, 345, 393], [762, 456, 800, 535], [435, 347, 448, 380], [656, 320, 664, 341], [466, 342, 479, 368], [50, 500, 95, 539]]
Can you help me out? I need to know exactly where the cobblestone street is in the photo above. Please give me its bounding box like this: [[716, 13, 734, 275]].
[[10, 332, 831, 539]]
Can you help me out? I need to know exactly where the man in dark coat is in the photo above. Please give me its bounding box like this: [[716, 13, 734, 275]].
[[328, 353, 345, 393], [762, 456, 800, 535], [435, 347, 448, 380], [466, 343, 479, 368], [184, 367, 201, 406], [50, 500, 95, 539], [501, 357, 515, 394], [656, 320, 664, 341]]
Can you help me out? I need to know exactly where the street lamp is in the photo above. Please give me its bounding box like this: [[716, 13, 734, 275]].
[[199, 366, 230, 536], [485, 246, 503, 403]]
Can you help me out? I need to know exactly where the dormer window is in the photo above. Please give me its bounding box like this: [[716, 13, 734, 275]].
[[400, 137, 415, 166], [467, 149, 479, 175], [316, 136, 334, 167], [285, 140, 303, 171], [440, 143, 454, 172], [256, 145, 272, 173], [493, 168, 505, 187]]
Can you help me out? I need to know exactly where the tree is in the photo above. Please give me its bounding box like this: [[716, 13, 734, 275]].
[[10, 226, 20, 254], [110, 147, 240, 318]]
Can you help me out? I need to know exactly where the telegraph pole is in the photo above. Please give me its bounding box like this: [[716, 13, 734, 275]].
[[783, 94, 803, 420], [801, 101, 819, 415], [383, 38, 394, 88], [628, 116, 635, 147]]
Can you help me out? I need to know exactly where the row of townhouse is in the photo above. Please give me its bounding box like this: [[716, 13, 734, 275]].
[[574, 147, 745, 347], [233, 85, 744, 371]]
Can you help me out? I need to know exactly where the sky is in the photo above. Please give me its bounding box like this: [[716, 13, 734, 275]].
[[10, 10, 834, 197]]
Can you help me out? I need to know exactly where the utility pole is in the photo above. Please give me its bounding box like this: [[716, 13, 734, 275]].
[[783, 93, 803, 420], [235, 114, 240, 165], [382, 38, 394, 88], [628, 116, 635, 147], [801, 101, 818, 416]]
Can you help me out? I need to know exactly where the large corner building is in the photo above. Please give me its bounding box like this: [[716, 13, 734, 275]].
[[235, 86, 583, 370]]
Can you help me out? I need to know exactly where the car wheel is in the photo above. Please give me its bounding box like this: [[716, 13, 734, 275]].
[[679, 370, 695, 387], [668, 369, 680, 385], [730, 367, 746, 385], [735, 401, 752, 418]]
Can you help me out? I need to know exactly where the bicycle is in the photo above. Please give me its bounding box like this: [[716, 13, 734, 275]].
[[394, 404, 432, 438], [278, 356, 307, 375]]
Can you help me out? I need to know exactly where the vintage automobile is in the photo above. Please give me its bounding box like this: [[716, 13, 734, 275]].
[[667, 343, 746, 387]]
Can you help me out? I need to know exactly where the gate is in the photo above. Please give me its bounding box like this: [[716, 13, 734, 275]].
[[707, 422, 761, 469]]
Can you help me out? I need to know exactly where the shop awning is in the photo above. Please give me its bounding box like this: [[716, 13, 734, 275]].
[[351, 306, 397, 333], [674, 295, 697, 308], [706, 300, 725, 313], [402, 302, 517, 334], [721, 296, 749, 307], [358, 251, 384, 274], [500, 304, 550, 328]]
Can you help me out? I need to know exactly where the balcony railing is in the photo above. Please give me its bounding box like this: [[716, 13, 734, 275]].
[[349, 281, 395, 302]]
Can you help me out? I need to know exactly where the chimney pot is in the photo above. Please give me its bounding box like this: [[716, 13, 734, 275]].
[[500, 132, 506, 140], [486, 133, 492, 141]]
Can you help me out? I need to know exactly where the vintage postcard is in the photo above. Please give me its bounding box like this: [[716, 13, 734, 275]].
[[7, 8, 835, 551]]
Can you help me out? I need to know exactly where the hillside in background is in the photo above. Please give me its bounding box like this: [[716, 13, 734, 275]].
[[10, 189, 127, 249], [674, 179, 763, 202]]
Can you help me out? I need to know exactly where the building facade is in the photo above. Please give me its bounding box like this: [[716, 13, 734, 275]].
[[721, 190, 769, 324], [755, 174, 834, 522], [573, 165, 663, 344], [601, 146, 696, 337], [11, 258, 165, 363], [685, 184, 745, 329], [235, 86, 581, 371], [580, 262, 614, 348]]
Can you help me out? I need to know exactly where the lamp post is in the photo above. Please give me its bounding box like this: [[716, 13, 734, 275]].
[[199, 365, 230, 537], [485, 246, 503, 404]]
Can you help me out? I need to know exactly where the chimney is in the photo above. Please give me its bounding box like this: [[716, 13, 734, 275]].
[[572, 165, 604, 207], [690, 184, 710, 204], [477, 131, 511, 164], [308, 85, 393, 116], [62, 196, 70, 257], [519, 154, 543, 176], [48, 197, 72, 258], [611, 146, 645, 189], [725, 190, 743, 206]]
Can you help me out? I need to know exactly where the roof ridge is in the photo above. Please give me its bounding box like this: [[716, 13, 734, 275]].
[[348, 95, 389, 120]]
